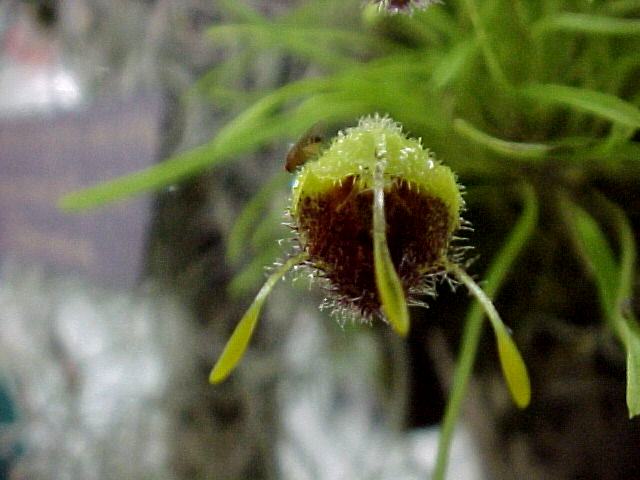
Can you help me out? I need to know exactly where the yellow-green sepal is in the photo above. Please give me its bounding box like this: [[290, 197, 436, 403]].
[[494, 325, 531, 409], [446, 261, 531, 408], [372, 156, 410, 337], [210, 253, 307, 384], [374, 236, 410, 336]]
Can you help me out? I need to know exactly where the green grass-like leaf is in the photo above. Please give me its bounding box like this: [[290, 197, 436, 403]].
[[520, 84, 640, 129], [226, 172, 288, 265], [624, 321, 640, 418], [58, 141, 226, 211], [208, 24, 371, 69], [564, 200, 619, 311], [429, 38, 478, 91], [453, 118, 553, 159], [534, 13, 640, 36], [216, 0, 266, 24], [59, 82, 329, 211], [602, 0, 640, 15], [613, 204, 640, 418]]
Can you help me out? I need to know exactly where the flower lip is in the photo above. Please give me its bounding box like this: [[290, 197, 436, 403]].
[[294, 174, 452, 319]]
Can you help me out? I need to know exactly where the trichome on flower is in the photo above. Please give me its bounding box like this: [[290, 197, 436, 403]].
[[210, 115, 530, 409]]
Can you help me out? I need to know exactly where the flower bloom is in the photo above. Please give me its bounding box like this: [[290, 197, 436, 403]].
[[210, 115, 530, 409]]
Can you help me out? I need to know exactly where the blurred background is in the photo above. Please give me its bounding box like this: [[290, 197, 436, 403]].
[[0, 1, 639, 479]]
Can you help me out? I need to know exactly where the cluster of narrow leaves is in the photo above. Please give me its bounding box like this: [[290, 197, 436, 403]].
[[59, 1, 640, 210], [562, 197, 640, 417]]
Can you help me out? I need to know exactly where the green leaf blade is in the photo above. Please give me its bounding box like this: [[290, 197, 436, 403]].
[[626, 328, 640, 418], [58, 82, 318, 211], [612, 206, 640, 418], [563, 198, 640, 418], [535, 13, 640, 36], [453, 118, 552, 160], [563, 201, 619, 312], [520, 84, 640, 129], [226, 173, 288, 265], [430, 39, 477, 91]]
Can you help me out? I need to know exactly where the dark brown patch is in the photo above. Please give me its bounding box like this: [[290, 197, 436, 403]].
[[295, 175, 451, 318], [375, 0, 414, 11], [388, 0, 411, 8]]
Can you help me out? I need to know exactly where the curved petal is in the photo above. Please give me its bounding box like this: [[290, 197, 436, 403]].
[[210, 253, 307, 384], [372, 155, 410, 336], [446, 261, 531, 408], [495, 327, 531, 408]]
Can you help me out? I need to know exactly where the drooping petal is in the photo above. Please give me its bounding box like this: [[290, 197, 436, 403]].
[[446, 261, 531, 408], [210, 253, 307, 384], [372, 155, 410, 337], [495, 327, 531, 408]]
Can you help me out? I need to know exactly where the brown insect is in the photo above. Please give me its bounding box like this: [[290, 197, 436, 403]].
[[285, 122, 325, 172]]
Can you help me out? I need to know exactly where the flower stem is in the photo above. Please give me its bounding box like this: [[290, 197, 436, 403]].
[[431, 271, 486, 480]]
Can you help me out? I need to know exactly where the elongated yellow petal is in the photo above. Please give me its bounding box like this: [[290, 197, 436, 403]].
[[495, 328, 531, 408], [372, 156, 410, 336], [210, 253, 307, 384], [446, 261, 531, 408]]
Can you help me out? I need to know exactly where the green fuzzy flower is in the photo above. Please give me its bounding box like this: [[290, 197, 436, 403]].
[[290, 115, 462, 329], [210, 115, 530, 410]]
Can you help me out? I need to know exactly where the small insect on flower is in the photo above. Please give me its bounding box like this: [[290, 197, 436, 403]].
[[210, 115, 531, 409], [285, 122, 325, 172]]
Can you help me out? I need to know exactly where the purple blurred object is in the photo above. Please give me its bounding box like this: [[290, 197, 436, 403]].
[[0, 94, 162, 287]]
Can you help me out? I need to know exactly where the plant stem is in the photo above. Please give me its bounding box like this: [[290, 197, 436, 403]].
[[447, 262, 505, 335], [431, 272, 486, 480]]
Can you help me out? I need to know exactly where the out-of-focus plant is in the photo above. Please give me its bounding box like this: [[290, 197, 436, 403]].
[[60, 0, 640, 477]]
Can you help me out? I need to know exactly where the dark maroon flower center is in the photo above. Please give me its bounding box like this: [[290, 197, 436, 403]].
[[295, 175, 451, 318]]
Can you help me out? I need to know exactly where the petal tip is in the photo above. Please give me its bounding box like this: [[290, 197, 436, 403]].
[[388, 310, 410, 337], [496, 330, 532, 409], [209, 364, 227, 384]]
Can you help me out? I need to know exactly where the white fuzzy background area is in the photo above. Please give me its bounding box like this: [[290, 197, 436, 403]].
[[0, 259, 482, 480]]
